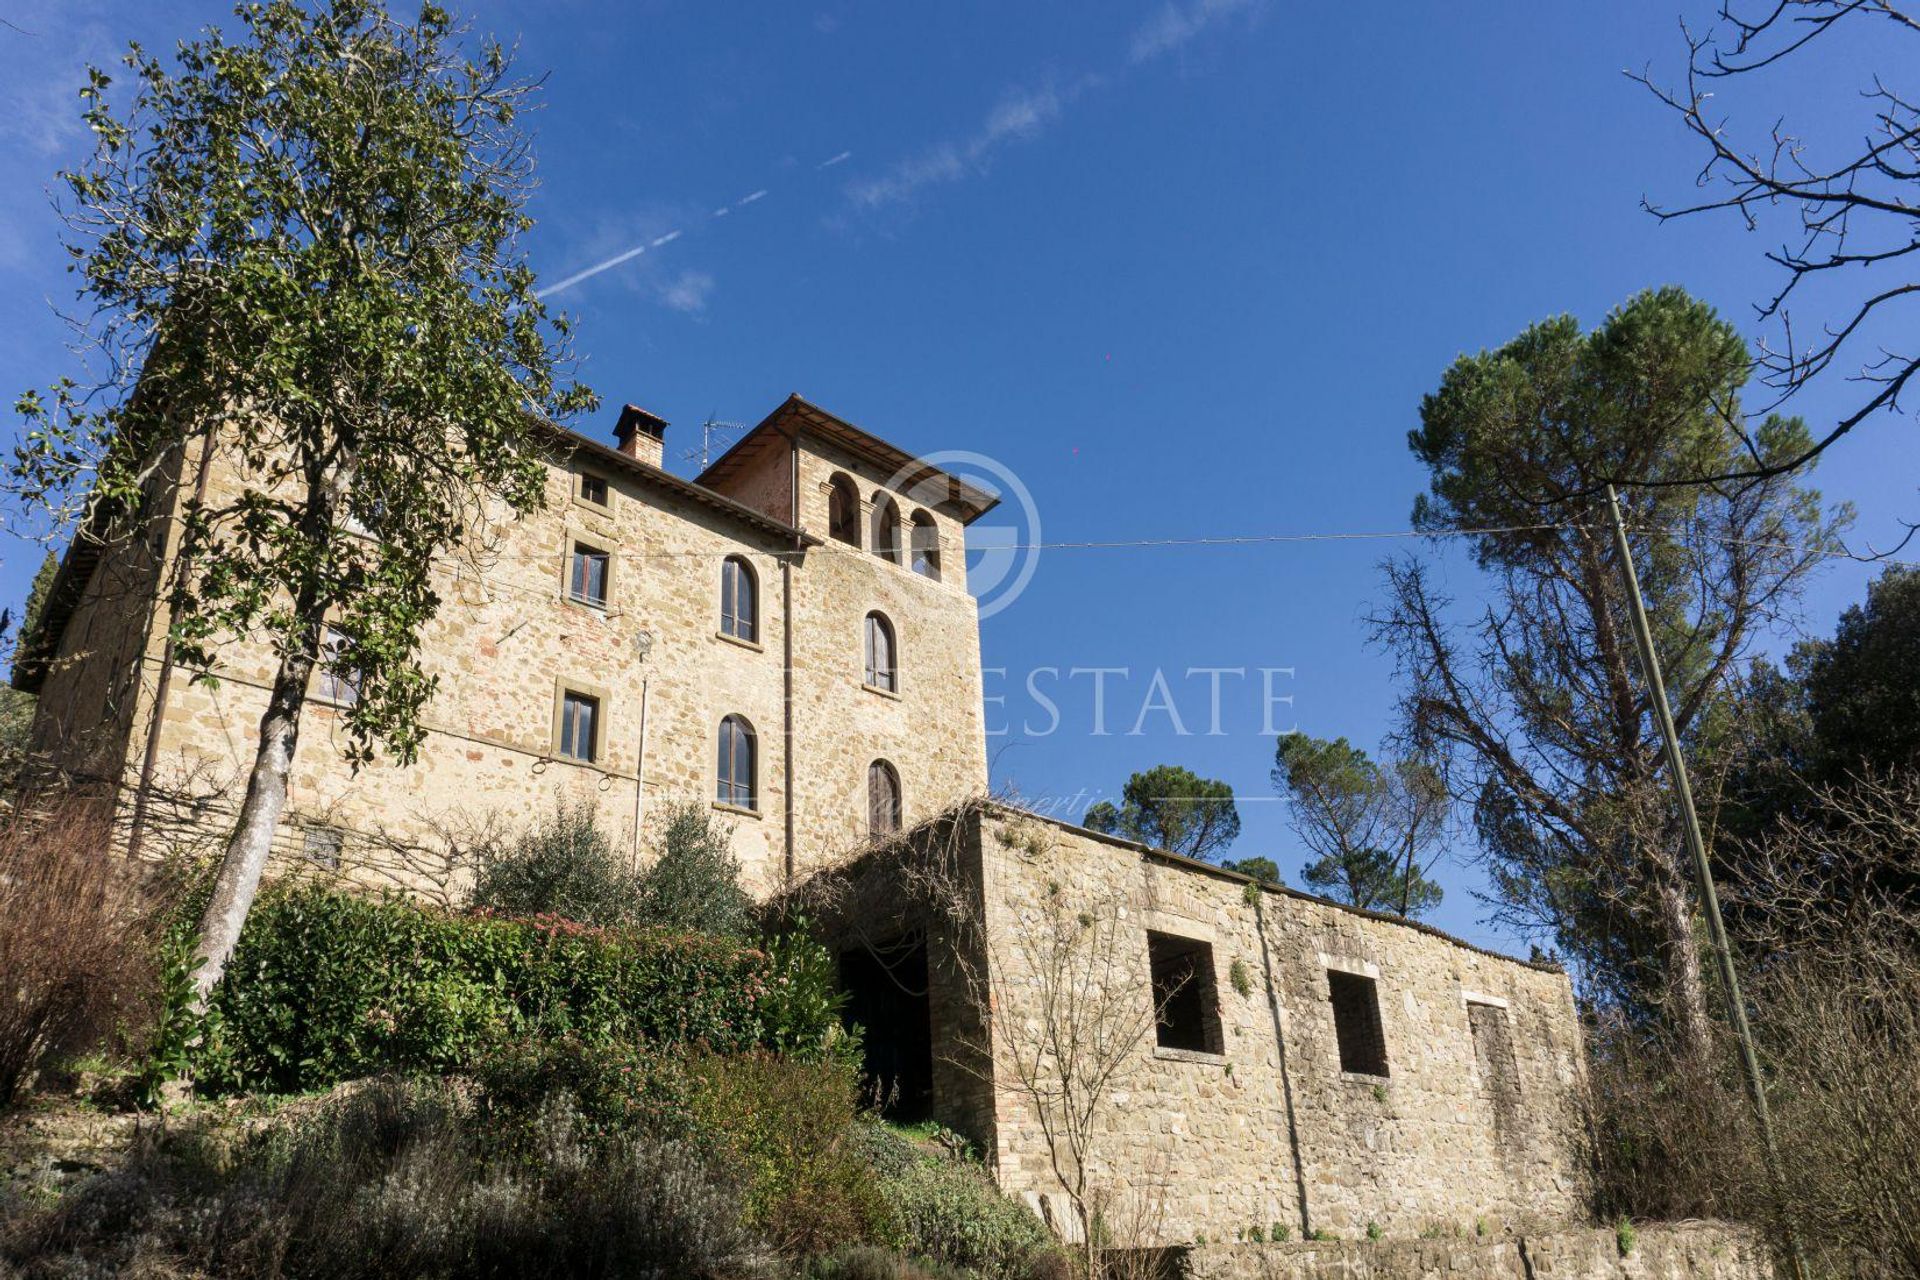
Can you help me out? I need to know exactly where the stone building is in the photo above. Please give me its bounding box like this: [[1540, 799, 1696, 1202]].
[[813, 803, 1590, 1246], [19, 394, 996, 894], [19, 393, 1591, 1246]]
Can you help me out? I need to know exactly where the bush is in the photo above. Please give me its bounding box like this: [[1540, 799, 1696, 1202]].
[[633, 803, 754, 938], [483, 1045, 896, 1261], [468, 800, 756, 938], [679, 1050, 888, 1257], [0, 798, 166, 1106], [865, 1128, 1057, 1280], [469, 797, 640, 926], [1590, 772, 1920, 1278], [3, 1076, 762, 1279], [196, 880, 843, 1095]]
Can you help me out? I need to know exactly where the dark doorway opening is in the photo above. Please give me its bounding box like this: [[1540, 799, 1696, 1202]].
[[840, 936, 934, 1121]]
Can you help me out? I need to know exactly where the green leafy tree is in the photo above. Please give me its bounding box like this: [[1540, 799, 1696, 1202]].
[[10, 0, 593, 1008], [1082, 763, 1240, 861], [1798, 567, 1920, 780], [1272, 734, 1445, 918], [1220, 855, 1281, 884], [1375, 287, 1845, 1051]]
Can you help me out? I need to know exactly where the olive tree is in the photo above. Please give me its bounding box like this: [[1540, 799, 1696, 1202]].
[[10, 0, 593, 1005]]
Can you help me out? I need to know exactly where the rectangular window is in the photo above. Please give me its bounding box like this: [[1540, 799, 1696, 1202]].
[[316, 625, 361, 707], [1147, 931, 1222, 1054], [1328, 970, 1389, 1077], [577, 473, 609, 507], [558, 689, 600, 762], [302, 827, 343, 870], [570, 543, 610, 607]]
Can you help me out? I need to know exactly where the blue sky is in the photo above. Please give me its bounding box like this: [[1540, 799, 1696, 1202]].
[[2, 1, 1913, 953]]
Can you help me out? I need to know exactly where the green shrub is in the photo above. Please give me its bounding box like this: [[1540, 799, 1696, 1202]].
[[807, 1245, 967, 1280], [858, 1123, 1059, 1280], [469, 797, 641, 926], [195, 881, 842, 1095], [633, 803, 755, 937], [483, 1042, 888, 1260], [679, 1050, 887, 1257], [469, 800, 757, 937]]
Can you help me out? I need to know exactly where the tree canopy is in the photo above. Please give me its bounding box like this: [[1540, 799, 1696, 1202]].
[[11, 0, 593, 1004], [1377, 287, 1845, 1049], [1082, 764, 1241, 862], [1271, 733, 1444, 918]]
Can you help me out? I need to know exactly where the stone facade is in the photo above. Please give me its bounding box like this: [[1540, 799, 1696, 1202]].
[[21, 394, 994, 897], [813, 804, 1590, 1248], [25, 390, 1594, 1250]]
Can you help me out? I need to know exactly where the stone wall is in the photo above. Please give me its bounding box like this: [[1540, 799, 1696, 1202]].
[[963, 806, 1589, 1246], [1178, 1223, 1771, 1280]]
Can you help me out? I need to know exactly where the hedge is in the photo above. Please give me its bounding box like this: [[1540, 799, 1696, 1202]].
[[194, 881, 840, 1095]]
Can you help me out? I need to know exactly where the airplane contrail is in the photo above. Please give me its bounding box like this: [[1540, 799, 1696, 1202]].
[[537, 244, 648, 298]]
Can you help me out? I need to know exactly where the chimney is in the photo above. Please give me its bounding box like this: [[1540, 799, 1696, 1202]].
[[613, 404, 668, 468]]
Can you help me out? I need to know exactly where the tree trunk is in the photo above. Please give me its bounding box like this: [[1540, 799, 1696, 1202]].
[[188, 641, 316, 1010], [1654, 857, 1713, 1060]]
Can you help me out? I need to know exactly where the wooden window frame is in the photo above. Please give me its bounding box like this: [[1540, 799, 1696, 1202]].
[[315, 624, 362, 708], [863, 611, 898, 694], [552, 680, 610, 765], [574, 470, 612, 512], [716, 713, 758, 812], [566, 539, 612, 610], [720, 556, 759, 644], [868, 758, 902, 836]]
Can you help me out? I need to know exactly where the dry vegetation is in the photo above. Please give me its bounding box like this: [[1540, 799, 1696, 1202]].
[[0, 798, 173, 1107], [1590, 771, 1920, 1278]]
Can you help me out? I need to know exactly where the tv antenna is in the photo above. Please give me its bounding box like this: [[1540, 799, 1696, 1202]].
[[682, 413, 748, 470]]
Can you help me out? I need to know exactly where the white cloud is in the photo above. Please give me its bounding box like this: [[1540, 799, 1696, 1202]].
[[848, 81, 1084, 209], [655, 269, 713, 314], [1129, 0, 1260, 64]]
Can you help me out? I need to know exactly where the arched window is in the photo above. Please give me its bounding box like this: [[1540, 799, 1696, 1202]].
[[828, 474, 861, 547], [863, 612, 897, 693], [868, 759, 902, 836], [716, 714, 757, 810], [872, 496, 903, 565], [909, 511, 940, 581], [720, 556, 758, 643]]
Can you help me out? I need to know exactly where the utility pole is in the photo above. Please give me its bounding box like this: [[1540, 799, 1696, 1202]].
[[1604, 484, 1805, 1280]]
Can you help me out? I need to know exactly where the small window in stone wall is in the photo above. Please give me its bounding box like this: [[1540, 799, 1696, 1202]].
[[302, 827, 343, 870], [1468, 1001, 1521, 1126], [1327, 970, 1389, 1077], [1148, 931, 1222, 1054]]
